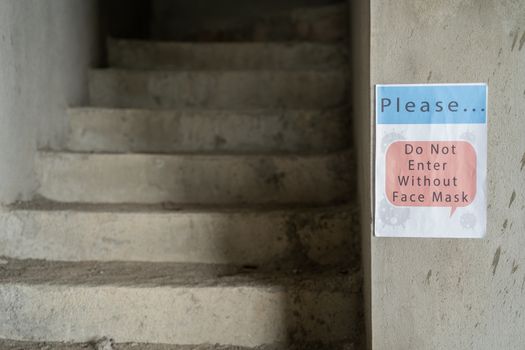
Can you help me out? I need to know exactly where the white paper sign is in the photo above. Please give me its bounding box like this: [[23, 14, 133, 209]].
[[374, 84, 487, 238]]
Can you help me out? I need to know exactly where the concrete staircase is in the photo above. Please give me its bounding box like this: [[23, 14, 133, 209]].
[[0, 2, 362, 349]]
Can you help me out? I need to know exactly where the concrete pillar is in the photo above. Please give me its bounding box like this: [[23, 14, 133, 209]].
[[357, 0, 525, 348]]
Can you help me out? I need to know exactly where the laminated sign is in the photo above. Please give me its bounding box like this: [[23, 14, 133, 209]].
[[375, 84, 487, 238]]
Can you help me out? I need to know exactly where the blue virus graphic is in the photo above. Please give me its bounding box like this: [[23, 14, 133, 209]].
[[460, 212, 476, 229], [381, 132, 405, 153], [379, 199, 410, 228]]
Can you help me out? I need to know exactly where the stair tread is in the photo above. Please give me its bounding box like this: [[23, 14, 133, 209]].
[[0, 258, 360, 291], [91, 67, 348, 73], [65, 106, 351, 154], [1, 201, 358, 265], [109, 39, 347, 47], [35, 150, 354, 204], [107, 39, 348, 70], [88, 68, 348, 109], [0, 259, 361, 345], [68, 106, 349, 114]]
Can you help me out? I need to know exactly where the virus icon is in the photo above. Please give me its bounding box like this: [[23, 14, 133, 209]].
[[378, 199, 410, 228], [381, 132, 405, 153], [460, 212, 476, 229], [460, 131, 476, 143]]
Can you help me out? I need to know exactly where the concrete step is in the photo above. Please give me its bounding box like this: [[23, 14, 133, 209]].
[[65, 107, 351, 154], [35, 151, 354, 205], [0, 202, 359, 266], [108, 39, 348, 70], [88, 69, 348, 109], [151, 2, 348, 42], [0, 338, 360, 350], [0, 259, 362, 347]]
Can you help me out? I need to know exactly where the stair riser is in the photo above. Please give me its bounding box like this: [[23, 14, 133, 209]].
[[0, 206, 358, 265], [88, 70, 349, 109], [108, 41, 348, 70], [36, 152, 354, 204], [0, 284, 359, 346], [66, 108, 351, 153]]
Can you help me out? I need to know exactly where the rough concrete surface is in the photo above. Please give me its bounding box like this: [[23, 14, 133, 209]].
[[66, 107, 351, 153], [36, 151, 354, 204], [88, 69, 349, 110], [369, 0, 525, 349], [0, 1, 361, 348], [108, 40, 348, 70], [0, 259, 361, 347]]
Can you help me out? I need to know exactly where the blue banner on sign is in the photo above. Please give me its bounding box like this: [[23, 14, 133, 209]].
[[376, 84, 487, 124]]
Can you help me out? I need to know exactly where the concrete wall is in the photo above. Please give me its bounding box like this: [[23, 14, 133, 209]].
[[0, 0, 98, 204], [369, 0, 525, 349]]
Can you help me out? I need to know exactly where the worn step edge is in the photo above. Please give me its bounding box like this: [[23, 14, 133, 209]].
[[65, 106, 352, 153], [107, 39, 348, 70], [0, 338, 361, 350], [0, 259, 361, 346], [0, 201, 359, 265], [35, 150, 355, 204]]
